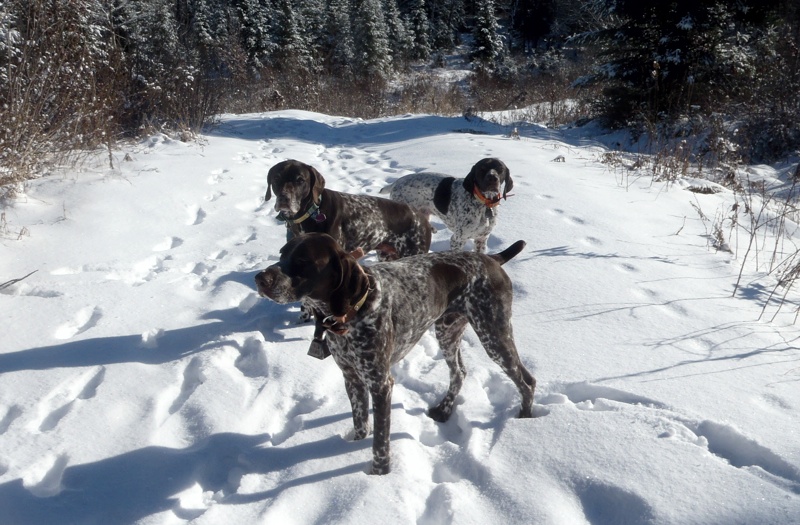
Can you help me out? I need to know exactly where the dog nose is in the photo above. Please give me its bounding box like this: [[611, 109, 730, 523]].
[[486, 170, 500, 184], [255, 269, 277, 294]]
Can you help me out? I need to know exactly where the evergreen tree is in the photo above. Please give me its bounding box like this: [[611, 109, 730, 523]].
[[352, 0, 392, 79], [575, 0, 783, 126], [427, 0, 464, 50], [471, 0, 505, 71], [273, 0, 316, 72], [236, 0, 276, 71], [383, 0, 413, 67], [512, 0, 555, 49], [325, 0, 355, 75], [299, 0, 327, 53], [406, 0, 431, 61]]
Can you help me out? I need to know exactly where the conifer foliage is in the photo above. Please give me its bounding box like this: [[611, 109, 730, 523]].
[[1, 0, 798, 191]]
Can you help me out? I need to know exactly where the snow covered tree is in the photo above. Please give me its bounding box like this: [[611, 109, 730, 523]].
[[273, 0, 317, 73], [427, 0, 464, 50], [574, 0, 783, 127], [383, 0, 413, 68], [352, 0, 392, 79], [299, 0, 327, 53], [324, 0, 356, 75], [236, 0, 276, 71], [406, 0, 431, 61], [471, 0, 506, 72]]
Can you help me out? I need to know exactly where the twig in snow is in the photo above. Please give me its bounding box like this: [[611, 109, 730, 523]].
[[0, 270, 38, 290]]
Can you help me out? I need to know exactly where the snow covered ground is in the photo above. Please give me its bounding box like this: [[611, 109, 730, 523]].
[[1, 110, 799, 524]]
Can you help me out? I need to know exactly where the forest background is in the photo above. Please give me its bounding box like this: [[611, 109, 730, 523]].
[[1, 0, 799, 195]]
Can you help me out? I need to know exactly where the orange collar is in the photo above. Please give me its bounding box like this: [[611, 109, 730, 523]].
[[473, 185, 502, 208]]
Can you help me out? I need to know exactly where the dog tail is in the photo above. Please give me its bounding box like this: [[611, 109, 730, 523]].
[[490, 240, 526, 265]]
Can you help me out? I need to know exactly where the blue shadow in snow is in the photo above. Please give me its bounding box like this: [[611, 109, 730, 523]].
[[0, 273, 304, 374], [205, 114, 513, 147], [0, 427, 414, 524]]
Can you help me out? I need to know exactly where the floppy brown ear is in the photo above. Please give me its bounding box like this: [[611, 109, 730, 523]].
[[329, 253, 365, 318], [462, 165, 477, 193], [265, 165, 278, 201], [308, 165, 326, 204], [503, 167, 513, 199]]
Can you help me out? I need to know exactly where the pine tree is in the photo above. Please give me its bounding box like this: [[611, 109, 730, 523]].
[[236, 0, 276, 71], [325, 0, 355, 75], [406, 0, 431, 61], [273, 0, 316, 73], [352, 0, 392, 79], [383, 0, 412, 67], [427, 0, 464, 50], [511, 0, 555, 49], [575, 0, 783, 127], [471, 0, 505, 71]]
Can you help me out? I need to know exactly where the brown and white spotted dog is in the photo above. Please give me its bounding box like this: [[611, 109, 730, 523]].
[[255, 233, 535, 475], [266, 159, 432, 343], [266, 159, 431, 260], [382, 158, 513, 253]]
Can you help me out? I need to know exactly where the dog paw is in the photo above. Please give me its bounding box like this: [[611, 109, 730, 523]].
[[369, 462, 391, 475], [517, 407, 534, 418], [427, 405, 453, 423], [344, 425, 371, 441]]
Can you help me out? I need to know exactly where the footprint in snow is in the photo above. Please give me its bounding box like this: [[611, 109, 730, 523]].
[[22, 453, 69, 497], [33, 367, 107, 433], [105, 255, 169, 286], [616, 262, 638, 273], [543, 381, 800, 494], [186, 204, 206, 225], [270, 394, 327, 446], [168, 357, 205, 416], [54, 306, 102, 340], [152, 236, 183, 251], [0, 405, 23, 434], [234, 336, 269, 378], [573, 477, 657, 525], [581, 236, 603, 247]]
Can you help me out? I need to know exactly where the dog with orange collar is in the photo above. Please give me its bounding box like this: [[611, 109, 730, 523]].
[[381, 158, 513, 253]]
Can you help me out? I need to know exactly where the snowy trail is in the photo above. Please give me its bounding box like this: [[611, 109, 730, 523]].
[[0, 110, 798, 524]]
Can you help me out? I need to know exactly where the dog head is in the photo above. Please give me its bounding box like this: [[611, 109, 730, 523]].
[[255, 233, 368, 318], [462, 158, 513, 200], [265, 160, 326, 217]]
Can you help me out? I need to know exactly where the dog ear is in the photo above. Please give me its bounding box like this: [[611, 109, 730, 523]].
[[308, 165, 326, 204], [329, 253, 365, 318], [433, 177, 455, 215], [502, 166, 513, 199], [265, 164, 278, 201], [462, 164, 477, 193]]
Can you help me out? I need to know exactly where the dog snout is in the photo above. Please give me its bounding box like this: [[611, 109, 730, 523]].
[[275, 192, 290, 209], [255, 268, 279, 297], [255, 265, 298, 303]]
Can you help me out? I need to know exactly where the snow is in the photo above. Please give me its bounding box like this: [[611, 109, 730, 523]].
[[1, 109, 799, 524]]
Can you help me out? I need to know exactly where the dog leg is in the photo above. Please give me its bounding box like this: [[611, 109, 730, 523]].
[[474, 234, 489, 254], [428, 313, 469, 422], [297, 302, 313, 324], [449, 232, 468, 252], [343, 371, 370, 440], [369, 377, 394, 475], [476, 327, 535, 418]]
